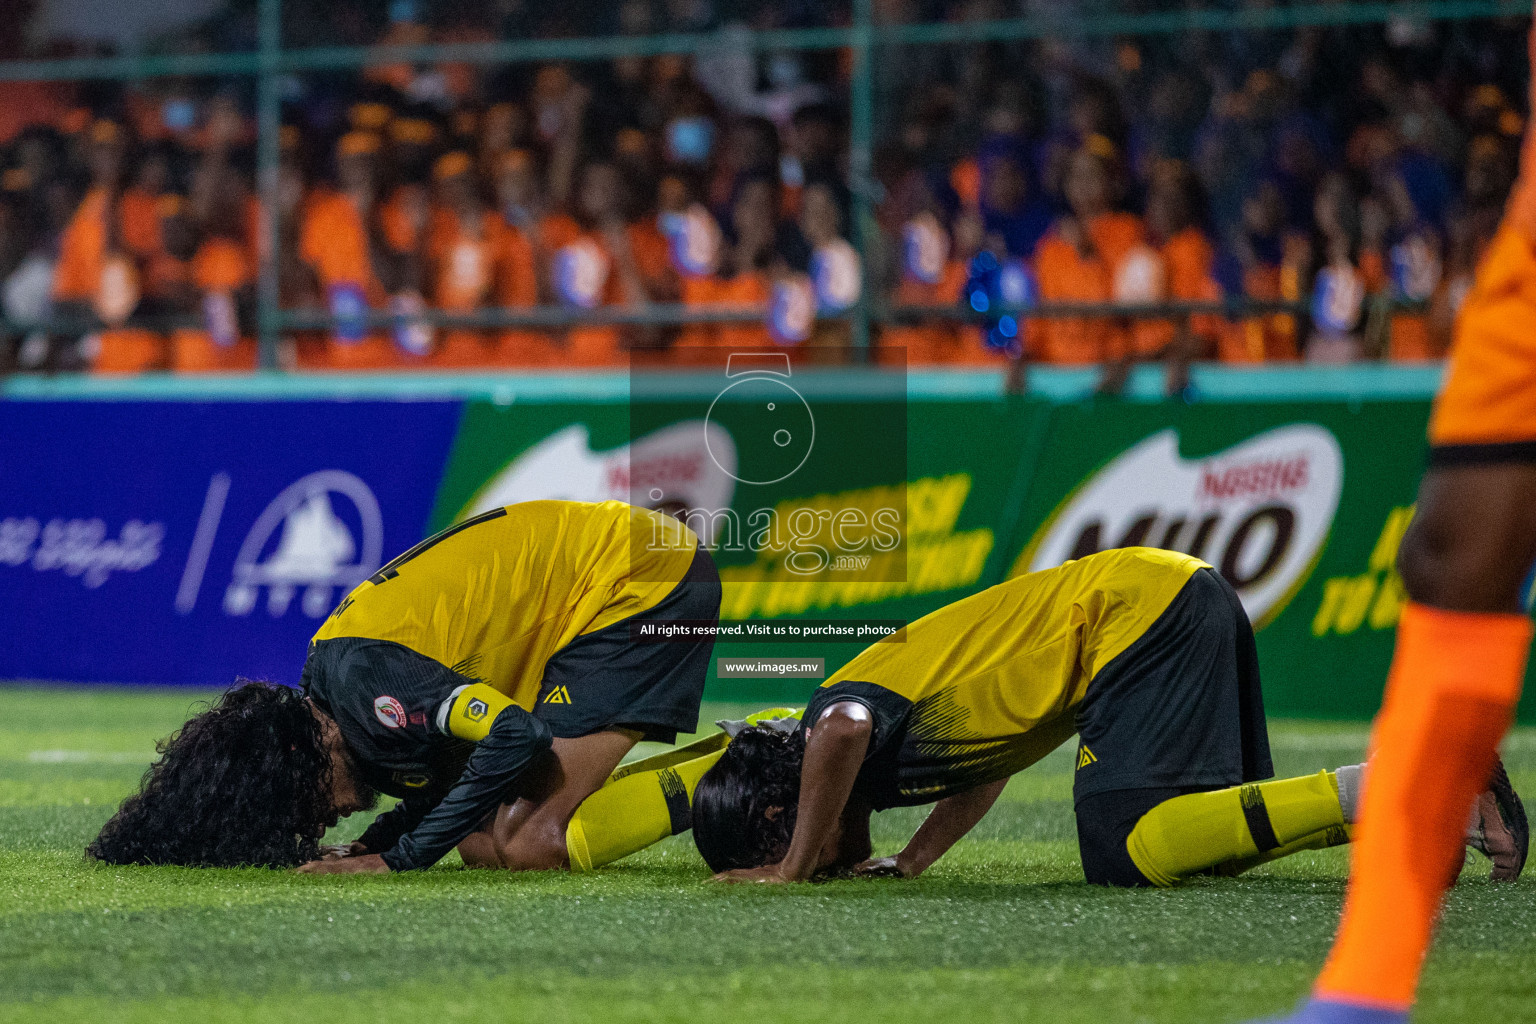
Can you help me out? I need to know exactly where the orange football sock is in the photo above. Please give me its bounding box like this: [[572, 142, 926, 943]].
[[1314, 602, 1531, 1011]]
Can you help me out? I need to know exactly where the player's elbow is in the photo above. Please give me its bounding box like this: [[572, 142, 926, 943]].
[[812, 702, 874, 747]]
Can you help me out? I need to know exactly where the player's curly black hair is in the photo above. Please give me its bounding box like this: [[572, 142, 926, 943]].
[[691, 726, 805, 872], [87, 680, 338, 868]]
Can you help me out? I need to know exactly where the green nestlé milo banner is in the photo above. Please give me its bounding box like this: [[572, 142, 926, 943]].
[[995, 400, 1457, 720]]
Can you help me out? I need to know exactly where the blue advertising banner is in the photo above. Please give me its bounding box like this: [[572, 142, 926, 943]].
[[0, 401, 463, 685]]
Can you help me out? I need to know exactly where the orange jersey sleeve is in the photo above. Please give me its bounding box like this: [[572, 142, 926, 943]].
[[1428, 226, 1536, 447]]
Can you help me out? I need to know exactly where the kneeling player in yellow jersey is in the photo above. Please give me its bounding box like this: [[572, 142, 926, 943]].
[[691, 549, 1527, 887], [88, 499, 724, 874]]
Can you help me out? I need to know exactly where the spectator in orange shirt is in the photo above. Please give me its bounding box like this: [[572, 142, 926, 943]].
[[699, 174, 778, 353], [1216, 179, 1301, 363], [425, 150, 525, 368], [424, 151, 492, 367], [118, 144, 174, 263], [297, 132, 402, 370], [882, 177, 987, 366], [1141, 160, 1223, 376], [51, 120, 163, 374], [495, 148, 579, 306], [1032, 136, 1145, 367], [140, 191, 256, 373], [552, 159, 674, 366]]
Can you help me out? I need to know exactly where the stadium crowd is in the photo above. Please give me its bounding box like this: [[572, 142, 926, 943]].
[[0, 1, 1527, 373]]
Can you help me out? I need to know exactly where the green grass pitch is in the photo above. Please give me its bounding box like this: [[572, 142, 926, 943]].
[[3, 686, 1535, 1024]]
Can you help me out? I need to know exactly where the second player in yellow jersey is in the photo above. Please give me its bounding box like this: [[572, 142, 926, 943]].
[[691, 549, 1525, 888]]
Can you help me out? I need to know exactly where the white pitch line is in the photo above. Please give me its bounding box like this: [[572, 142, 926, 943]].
[[25, 750, 144, 764]]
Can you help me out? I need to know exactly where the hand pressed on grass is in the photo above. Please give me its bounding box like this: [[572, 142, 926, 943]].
[[296, 853, 391, 875]]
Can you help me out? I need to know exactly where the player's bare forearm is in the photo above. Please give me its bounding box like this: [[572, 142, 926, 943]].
[[717, 701, 872, 883], [869, 779, 1008, 878]]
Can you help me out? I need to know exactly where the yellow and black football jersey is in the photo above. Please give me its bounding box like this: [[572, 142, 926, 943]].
[[312, 499, 700, 708], [803, 547, 1271, 809], [299, 499, 719, 871]]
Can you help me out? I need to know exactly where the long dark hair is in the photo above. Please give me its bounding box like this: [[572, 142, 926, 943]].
[[88, 680, 336, 868], [692, 726, 805, 872]]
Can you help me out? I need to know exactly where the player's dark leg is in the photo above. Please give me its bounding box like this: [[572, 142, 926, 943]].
[[458, 730, 642, 870], [1080, 772, 1353, 887], [564, 733, 730, 871], [1299, 463, 1536, 1016], [1255, 15, 1536, 1020], [1125, 772, 1352, 886]]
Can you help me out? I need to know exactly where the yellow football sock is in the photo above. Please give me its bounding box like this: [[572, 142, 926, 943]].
[[605, 731, 729, 783], [1213, 823, 1354, 877], [1126, 771, 1345, 887], [566, 745, 727, 872]]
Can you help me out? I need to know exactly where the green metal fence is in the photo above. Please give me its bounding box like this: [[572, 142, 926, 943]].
[[0, 0, 1523, 369]]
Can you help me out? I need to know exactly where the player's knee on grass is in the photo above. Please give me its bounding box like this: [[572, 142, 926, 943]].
[[1075, 788, 1183, 887], [494, 811, 572, 871], [456, 830, 503, 869]]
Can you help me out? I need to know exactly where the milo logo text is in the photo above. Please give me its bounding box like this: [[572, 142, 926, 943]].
[[1016, 426, 1344, 626]]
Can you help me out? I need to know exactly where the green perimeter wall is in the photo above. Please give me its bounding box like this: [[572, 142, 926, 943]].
[[372, 363, 1486, 720]]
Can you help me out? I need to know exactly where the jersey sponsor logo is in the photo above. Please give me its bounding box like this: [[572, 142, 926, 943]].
[[465, 697, 489, 722], [219, 470, 384, 620], [459, 422, 737, 545], [392, 771, 431, 789], [1076, 745, 1097, 770], [542, 685, 573, 705], [1015, 425, 1343, 628], [374, 695, 407, 729]]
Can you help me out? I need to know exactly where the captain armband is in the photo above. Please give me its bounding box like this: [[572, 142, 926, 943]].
[[436, 683, 517, 742]]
